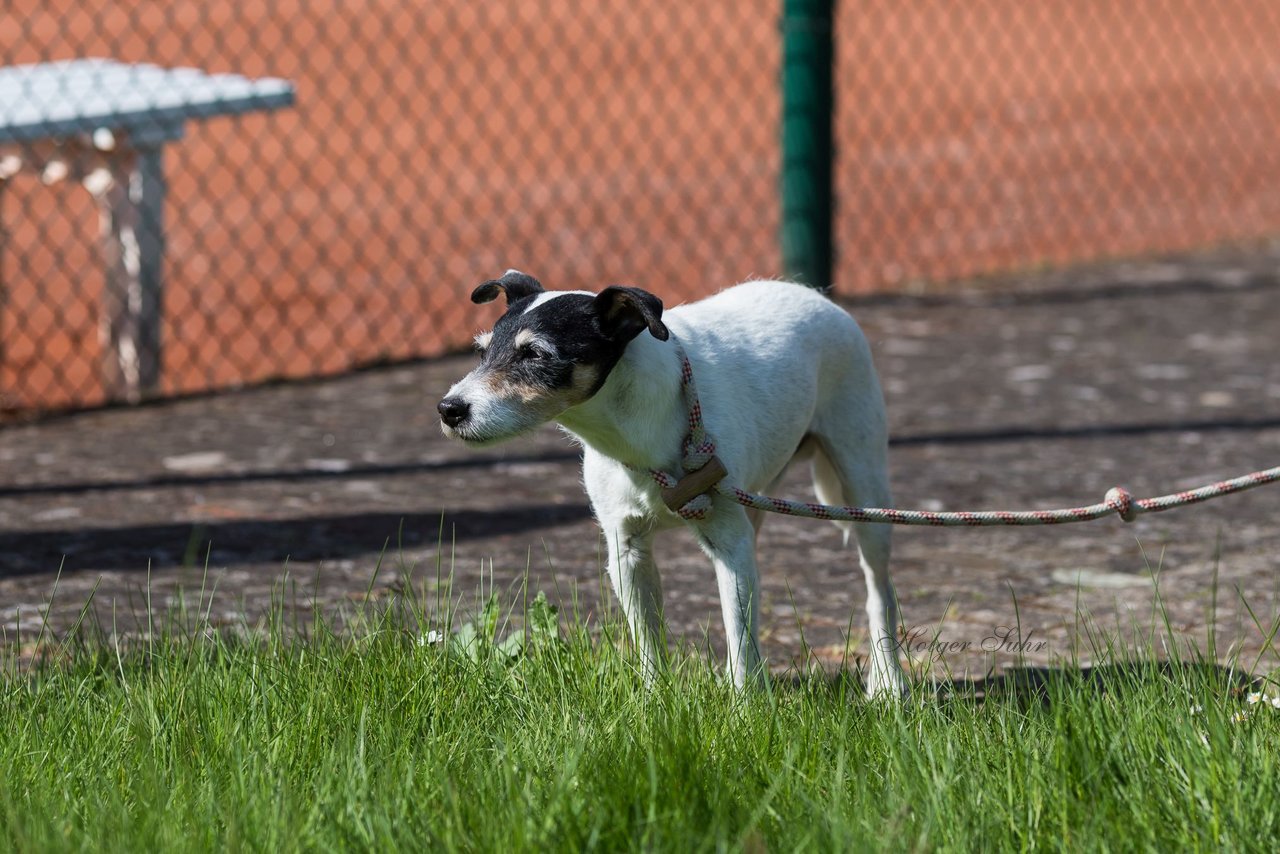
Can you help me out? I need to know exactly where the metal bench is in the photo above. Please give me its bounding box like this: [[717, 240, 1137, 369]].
[[0, 58, 295, 402]]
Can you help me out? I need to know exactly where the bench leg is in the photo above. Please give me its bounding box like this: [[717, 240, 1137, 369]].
[[0, 177, 7, 409], [90, 146, 164, 403]]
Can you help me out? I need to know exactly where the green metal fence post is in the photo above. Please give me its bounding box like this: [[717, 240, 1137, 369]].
[[780, 0, 835, 290]]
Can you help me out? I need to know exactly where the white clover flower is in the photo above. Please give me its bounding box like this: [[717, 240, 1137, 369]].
[[418, 629, 445, 646], [1247, 692, 1263, 705], [1270, 696, 1280, 710], [1232, 710, 1251, 724]]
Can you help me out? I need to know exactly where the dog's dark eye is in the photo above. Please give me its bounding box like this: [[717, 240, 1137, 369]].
[[518, 346, 546, 361]]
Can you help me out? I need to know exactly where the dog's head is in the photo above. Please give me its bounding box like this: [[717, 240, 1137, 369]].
[[438, 270, 669, 445]]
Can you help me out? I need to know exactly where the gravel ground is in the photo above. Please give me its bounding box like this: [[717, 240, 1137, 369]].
[[3, 246, 1280, 679]]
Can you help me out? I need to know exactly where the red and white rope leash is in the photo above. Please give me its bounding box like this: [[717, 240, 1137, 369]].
[[642, 346, 1280, 526]]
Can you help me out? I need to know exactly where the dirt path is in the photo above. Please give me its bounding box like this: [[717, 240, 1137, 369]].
[[3, 247, 1280, 678]]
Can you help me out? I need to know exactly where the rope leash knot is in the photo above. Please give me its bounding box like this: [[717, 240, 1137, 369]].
[[1104, 486, 1137, 523], [638, 339, 1280, 528]]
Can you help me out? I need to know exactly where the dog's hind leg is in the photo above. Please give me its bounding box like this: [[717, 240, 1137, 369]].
[[810, 435, 907, 700], [600, 519, 667, 682]]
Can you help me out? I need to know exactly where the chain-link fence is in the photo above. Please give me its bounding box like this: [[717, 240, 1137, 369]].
[[838, 1, 1280, 290], [3, 2, 1280, 415]]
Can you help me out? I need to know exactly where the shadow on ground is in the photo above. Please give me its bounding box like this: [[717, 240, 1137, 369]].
[[780, 661, 1261, 705], [0, 504, 591, 576]]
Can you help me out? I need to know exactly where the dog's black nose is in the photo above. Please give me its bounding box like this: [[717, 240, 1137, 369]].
[[438, 397, 470, 428]]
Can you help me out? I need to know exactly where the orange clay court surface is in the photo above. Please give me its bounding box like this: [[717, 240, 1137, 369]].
[[4, 1, 1280, 410]]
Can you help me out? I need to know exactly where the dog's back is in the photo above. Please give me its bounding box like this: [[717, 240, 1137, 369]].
[[667, 279, 859, 351]]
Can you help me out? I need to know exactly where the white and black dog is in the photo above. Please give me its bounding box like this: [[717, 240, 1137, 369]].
[[439, 270, 905, 696]]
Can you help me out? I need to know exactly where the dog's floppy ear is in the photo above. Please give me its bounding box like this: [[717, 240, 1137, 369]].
[[594, 286, 669, 342], [471, 269, 545, 305]]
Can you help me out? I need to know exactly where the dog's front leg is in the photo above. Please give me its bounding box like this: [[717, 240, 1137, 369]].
[[692, 503, 766, 689], [601, 519, 666, 682]]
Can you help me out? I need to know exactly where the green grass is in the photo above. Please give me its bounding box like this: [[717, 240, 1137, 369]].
[[2, 578, 1280, 853]]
